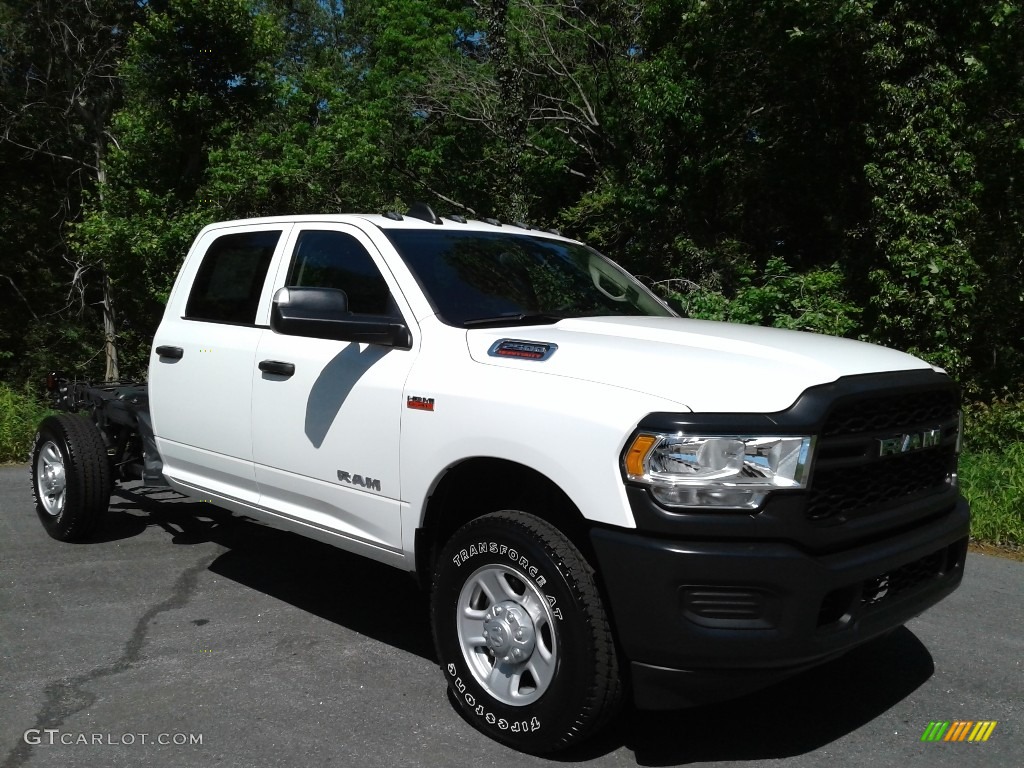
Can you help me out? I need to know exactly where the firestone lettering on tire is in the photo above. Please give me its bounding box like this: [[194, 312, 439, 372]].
[[447, 663, 541, 732], [451, 540, 547, 587]]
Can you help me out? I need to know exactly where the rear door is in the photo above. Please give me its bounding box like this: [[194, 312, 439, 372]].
[[251, 224, 416, 551], [150, 223, 290, 503]]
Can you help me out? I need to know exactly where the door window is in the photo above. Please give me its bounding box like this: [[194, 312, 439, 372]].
[[185, 230, 281, 324], [286, 230, 397, 317]]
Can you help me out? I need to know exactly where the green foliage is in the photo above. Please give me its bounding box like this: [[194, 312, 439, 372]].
[[673, 257, 862, 338], [963, 395, 1024, 454], [0, 383, 54, 464], [0, 0, 144, 383], [954, 393, 1024, 547], [963, 3, 1024, 395], [68, 0, 297, 371], [4, 0, 1022, 398], [960, 444, 1024, 547], [862, 6, 982, 379], [73, 201, 210, 378]]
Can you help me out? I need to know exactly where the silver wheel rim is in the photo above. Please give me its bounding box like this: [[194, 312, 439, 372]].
[[456, 564, 557, 706], [36, 441, 67, 517]]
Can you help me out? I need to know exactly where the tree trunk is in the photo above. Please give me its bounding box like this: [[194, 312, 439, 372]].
[[95, 141, 118, 381], [101, 265, 119, 381]]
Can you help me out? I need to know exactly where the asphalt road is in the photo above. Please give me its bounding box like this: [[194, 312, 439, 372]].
[[1, 464, 1020, 768]]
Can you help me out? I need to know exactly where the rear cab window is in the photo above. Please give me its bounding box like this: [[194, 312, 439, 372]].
[[185, 230, 282, 324]]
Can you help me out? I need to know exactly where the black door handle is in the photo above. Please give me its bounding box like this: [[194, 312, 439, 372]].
[[259, 359, 295, 377], [155, 345, 184, 360]]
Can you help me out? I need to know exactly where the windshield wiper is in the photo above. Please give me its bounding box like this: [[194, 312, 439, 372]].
[[462, 313, 565, 329]]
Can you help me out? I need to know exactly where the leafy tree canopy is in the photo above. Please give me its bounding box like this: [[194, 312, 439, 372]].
[[0, 0, 1021, 399]]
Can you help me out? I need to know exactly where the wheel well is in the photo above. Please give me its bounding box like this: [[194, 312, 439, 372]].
[[416, 458, 592, 586]]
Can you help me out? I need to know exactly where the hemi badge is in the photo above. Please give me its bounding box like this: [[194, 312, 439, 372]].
[[878, 428, 942, 457], [407, 396, 435, 412], [488, 339, 558, 361]]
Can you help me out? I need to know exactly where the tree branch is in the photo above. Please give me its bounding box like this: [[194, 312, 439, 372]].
[[2, 135, 100, 171], [0, 275, 40, 319], [392, 165, 477, 215]]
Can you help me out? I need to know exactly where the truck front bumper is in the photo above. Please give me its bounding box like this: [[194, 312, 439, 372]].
[[589, 496, 970, 709]]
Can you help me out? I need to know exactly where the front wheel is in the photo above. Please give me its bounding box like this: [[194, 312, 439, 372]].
[[30, 414, 111, 541], [431, 511, 620, 753]]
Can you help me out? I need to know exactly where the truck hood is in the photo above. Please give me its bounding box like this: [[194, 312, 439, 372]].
[[466, 316, 935, 413]]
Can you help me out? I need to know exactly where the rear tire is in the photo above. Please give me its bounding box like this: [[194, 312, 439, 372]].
[[30, 414, 111, 541], [431, 511, 621, 753]]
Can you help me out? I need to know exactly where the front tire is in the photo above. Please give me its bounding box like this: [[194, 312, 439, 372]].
[[431, 511, 620, 753], [30, 414, 111, 541]]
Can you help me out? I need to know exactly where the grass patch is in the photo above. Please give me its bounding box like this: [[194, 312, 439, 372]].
[[959, 444, 1024, 548], [0, 383, 55, 464]]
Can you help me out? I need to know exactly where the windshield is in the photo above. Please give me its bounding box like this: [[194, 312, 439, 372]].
[[384, 230, 675, 327]]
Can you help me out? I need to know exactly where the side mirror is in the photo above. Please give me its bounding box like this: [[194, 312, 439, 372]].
[[270, 287, 412, 349]]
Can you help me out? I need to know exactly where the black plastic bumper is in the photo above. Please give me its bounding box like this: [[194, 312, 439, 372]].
[[590, 496, 970, 709]]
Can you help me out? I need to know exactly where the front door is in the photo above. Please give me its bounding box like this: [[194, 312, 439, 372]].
[[251, 224, 416, 551]]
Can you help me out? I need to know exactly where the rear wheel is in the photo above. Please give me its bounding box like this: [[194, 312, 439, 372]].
[[431, 511, 620, 753], [30, 414, 111, 541]]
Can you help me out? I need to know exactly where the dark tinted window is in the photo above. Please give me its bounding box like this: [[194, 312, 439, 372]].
[[286, 230, 395, 316], [185, 230, 280, 324]]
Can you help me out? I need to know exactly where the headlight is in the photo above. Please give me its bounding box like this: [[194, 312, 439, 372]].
[[624, 432, 815, 510]]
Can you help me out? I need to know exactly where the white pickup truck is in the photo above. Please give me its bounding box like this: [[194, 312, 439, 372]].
[[31, 204, 970, 753]]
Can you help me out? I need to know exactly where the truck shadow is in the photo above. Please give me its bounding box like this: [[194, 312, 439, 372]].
[[106, 484, 935, 764], [657, 627, 929, 763], [105, 484, 436, 663], [563, 630, 934, 765]]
